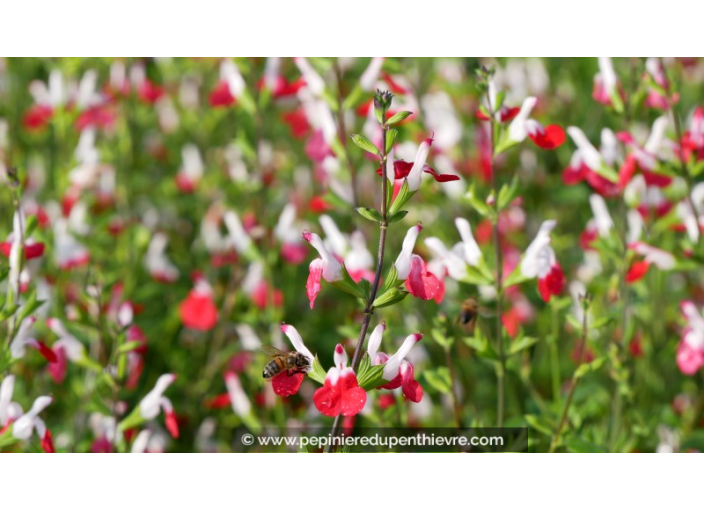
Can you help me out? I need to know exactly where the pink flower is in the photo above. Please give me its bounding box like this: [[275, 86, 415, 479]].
[[209, 60, 245, 108], [677, 302, 704, 375], [302, 231, 343, 309], [313, 344, 367, 417], [507, 97, 565, 150], [179, 277, 218, 331]]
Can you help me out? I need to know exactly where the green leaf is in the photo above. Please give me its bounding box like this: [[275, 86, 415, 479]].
[[16, 290, 45, 325], [24, 215, 38, 239], [350, 134, 380, 156], [423, 367, 452, 394], [431, 329, 454, 349], [385, 128, 398, 153], [389, 180, 416, 216], [386, 111, 412, 125], [379, 264, 399, 296], [356, 207, 383, 223], [329, 264, 366, 299], [372, 288, 408, 309], [497, 175, 520, 211], [524, 414, 555, 437], [308, 357, 327, 385], [387, 210, 408, 223], [494, 90, 506, 112], [465, 183, 494, 219], [357, 356, 386, 390], [508, 336, 538, 356], [118, 341, 146, 354], [574, 357, 606, 379]]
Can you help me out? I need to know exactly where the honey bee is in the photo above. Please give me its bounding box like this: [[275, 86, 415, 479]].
[[262, 346, 310, 379], [458, 298, 479, 334]]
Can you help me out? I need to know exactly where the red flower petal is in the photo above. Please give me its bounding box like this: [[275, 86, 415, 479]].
[[271, 371, 305, 397], [209, 80, 236, 107], [165, 411, 180, 439], [529, 124, 565, 150], [41, 429, 55, 453], [34, 341, 58, 363], [626, 260, 650, 283], [405, 256, 441, 301], [423, 165, 460, 183], [204, 393, 231, 409], [306, 259, 324, 309], [313, 382, 341, 417], [179, 291, 218, 331]]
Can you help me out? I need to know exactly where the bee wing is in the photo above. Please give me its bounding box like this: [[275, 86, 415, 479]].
[[262, 345, 287, 358], [477, 306, 496, 318]]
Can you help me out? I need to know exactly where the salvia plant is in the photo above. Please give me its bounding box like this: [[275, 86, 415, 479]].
[[1, 57, 704, 453]]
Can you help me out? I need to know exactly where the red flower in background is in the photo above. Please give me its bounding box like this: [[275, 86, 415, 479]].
[[179, 278, 218, 331]]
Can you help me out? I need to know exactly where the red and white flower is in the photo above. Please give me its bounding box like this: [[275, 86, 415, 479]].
[[617, 117, 671, 188], [272, 324, 316, 397], [138, 374, 179, 439], [394, 224, 422, 280], [144, 233, 179, 283], [677, 301, 704, 375], [0, 376, 54, 453], [519, 220, 564, 302], [209, 59, 245, 107], [46, 318, 88, 383], [175, 144, 203, 193], [302, 230, 343, 309], [225, 371, 252, 417], [0, 211, 45, 262], [313, 344, 367, 417], [625, 241, 676, 283], [367, 329, 424, 403], [54, 218, 90, 271], [378, 136, 459, 191], [563, 127, 621, 197], [9, 317, 56, 363], [593, 57, 619, 106], [507, 97, 565, 150]]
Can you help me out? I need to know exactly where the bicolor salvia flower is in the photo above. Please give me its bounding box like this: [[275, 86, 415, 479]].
[[677, 302, 704, 375], [392, 224, 441, 301], [593, 57, 620, 106], [313, 344, 367, 417], [518, 220, 564, 302], [0, 211, 45, 261], [378, 136, 459, 190], [10, 316, 56, 363], [46, 318, 88, 383], [507, 97, 565, 150], [366, 325, 424, 402], [137, 374, 179, 438], [564, 127, 621, 197], [625, 241, 676, 283], [175, 144, 204, 193], [0, 375, 54, 452], [272, 324, 315, 397], [302, 230, 343, 309]]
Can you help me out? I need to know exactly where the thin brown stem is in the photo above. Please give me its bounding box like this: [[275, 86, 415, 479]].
[[325, 124, 390, 452]]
